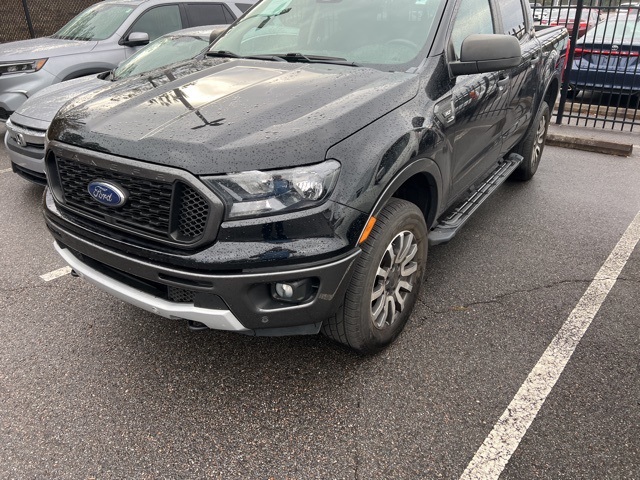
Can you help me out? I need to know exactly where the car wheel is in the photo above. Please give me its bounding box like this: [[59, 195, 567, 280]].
[[322, 198, 428, 354], [511, 100, 550, 181]]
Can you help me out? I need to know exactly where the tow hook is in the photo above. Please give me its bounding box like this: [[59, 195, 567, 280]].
[[187, 320, 209, 332]]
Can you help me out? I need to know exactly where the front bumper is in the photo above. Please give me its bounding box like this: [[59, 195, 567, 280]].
[[55, 242, 249, 332], [45, 189, 361, 335], [4, 119, 47, 184]]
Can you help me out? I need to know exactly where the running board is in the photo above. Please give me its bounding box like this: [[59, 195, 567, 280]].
[[429, 153, 524, 246]]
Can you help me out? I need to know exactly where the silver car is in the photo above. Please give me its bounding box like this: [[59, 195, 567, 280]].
[[0, 0, 255, 121], [5, 25, 227, 184]]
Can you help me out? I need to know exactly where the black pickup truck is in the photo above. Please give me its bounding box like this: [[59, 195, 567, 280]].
[[43, 0, 568, 353]]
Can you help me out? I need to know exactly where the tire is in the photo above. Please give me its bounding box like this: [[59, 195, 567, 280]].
[[322, 198, 428, 354], [511, 100, 550, 182]]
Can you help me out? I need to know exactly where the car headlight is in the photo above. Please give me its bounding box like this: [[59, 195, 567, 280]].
[[0, 58, 48, 76], [202, 160, 340, 220]]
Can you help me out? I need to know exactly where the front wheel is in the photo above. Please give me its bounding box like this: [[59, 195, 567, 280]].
[[322, 198, 428, 354], [511, 100, 550, 181]]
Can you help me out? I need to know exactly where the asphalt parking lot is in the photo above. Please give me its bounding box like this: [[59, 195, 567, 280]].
[[1, 122, 638, 479]]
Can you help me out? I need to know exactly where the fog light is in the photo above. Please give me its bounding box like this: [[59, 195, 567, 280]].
[[272, 279, 315, 303], [275, 282, 294, 299]]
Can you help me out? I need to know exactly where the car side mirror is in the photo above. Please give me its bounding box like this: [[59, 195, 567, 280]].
[[450, 34, 522, 76], [209, 26, 228, 44], [123, 31, 150, 47]]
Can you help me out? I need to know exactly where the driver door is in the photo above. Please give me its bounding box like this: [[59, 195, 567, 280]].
[[444, 0, 511, 202]]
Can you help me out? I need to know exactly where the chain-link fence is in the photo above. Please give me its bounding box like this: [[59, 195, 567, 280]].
[[0, 0, 100, 44]]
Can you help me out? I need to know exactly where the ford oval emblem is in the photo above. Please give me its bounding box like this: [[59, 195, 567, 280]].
[[87, 181, 128, 208]]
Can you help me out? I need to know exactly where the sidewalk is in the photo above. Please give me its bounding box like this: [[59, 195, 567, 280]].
[[547, 123, 640, 157]]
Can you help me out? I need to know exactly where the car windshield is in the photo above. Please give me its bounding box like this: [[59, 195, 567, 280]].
[[113, 34, 210, 80], [52, 4, 135, 41], [583, 19, 640, 43], [210, 0, 444, 70]]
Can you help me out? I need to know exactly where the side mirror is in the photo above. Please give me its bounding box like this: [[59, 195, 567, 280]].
[[209, 26, 228, 44], [450, 34, 522, 76], [123, 31, 150, 47]]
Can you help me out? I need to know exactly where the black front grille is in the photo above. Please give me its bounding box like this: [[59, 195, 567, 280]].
[[54, 155, 211, 245], [175, 183, 210, 239], [167, 286, 196, 303]]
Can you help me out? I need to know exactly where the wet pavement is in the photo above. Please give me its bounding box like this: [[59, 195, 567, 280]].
[[1, 122, 638, 478]]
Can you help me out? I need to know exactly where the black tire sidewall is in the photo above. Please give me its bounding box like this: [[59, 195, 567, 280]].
[[513, 100, 550, 180], [344, 199, 428, 352]]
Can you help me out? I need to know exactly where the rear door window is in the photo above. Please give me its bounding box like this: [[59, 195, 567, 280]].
[[184, 3, 236, 26]]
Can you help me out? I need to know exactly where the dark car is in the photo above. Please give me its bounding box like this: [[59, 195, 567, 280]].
[[43, 0, 568, 353], [568, 17, 640, 95]]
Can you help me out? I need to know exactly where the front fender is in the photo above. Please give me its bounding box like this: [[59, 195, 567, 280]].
[[327, 105, 446, 224]]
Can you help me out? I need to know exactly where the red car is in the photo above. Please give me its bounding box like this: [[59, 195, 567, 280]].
[[542, 8, 599, 37]]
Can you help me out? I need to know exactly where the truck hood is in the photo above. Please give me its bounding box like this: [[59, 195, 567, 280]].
[[11, 75, 104, 128], [0, 37, 97, 62], [50, 59, 420, 175]]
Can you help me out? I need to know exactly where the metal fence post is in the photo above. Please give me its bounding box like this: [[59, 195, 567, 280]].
[[21, 0, 36, 38], [555, 0, 584, 124]]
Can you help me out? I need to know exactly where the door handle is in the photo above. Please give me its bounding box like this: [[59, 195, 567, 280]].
[[497, 76, 509, 92], [531, 53, 541, 65]]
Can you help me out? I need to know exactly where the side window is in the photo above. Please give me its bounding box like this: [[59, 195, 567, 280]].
[[130, 5, 183, 41], [184, 4, 232, 27], [499, 0, 527, 39], [450, 0, 494, 59], [235, 3, 253, 13]]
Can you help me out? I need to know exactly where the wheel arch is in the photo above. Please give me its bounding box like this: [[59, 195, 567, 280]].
[[369, 158, 442, 231], [544, 77, 560, 109]]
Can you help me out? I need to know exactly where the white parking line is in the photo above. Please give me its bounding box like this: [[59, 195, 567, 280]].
[[0, 168, 12, 174], [460, 210, 640, 480], [40, 266, 72, 282]]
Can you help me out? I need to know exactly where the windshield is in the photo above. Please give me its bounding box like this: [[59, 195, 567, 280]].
[[211, 0, 443, 69], [52, 4, 134, 41], [113, 34, 210, 80]]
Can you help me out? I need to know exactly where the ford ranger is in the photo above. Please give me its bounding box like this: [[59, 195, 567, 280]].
[[43, 0, 568, 353]]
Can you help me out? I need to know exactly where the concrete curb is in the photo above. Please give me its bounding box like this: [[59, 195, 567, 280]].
[[547, 133, 634, 157]]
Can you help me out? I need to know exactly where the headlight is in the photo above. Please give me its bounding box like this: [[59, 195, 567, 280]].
[[0, 58, 48, 76], [202, 160, 340, 220]]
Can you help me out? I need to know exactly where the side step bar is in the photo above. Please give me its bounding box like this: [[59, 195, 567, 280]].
[[429, 153, 524, 245]]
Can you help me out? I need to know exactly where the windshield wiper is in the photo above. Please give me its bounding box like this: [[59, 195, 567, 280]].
[[243, 54, 287, 62], [267, 53, 360, 67], [206, 50, 241, 58], [206, 51, 287, 62], [206, 51, 359, 67]]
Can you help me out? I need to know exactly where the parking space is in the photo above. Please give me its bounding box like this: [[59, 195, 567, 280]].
[[502, 247, 639, 479], [1, 122, 638, 478]]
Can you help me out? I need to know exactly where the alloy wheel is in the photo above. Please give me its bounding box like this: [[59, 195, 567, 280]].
[[370, 230, 419, 329]]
